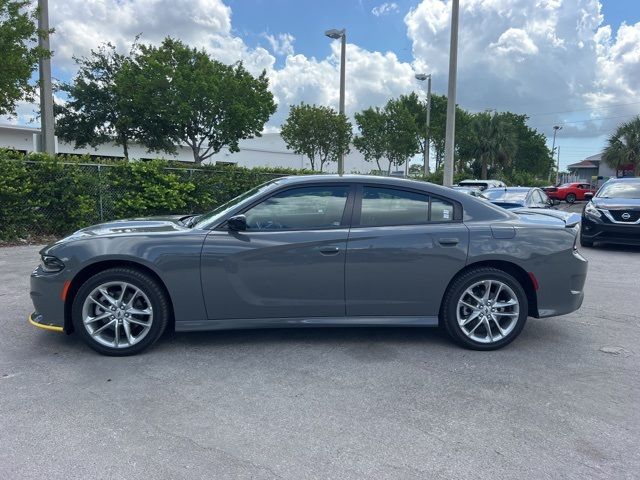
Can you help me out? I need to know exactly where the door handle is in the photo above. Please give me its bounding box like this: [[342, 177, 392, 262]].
[[317, 246, 340, 255], [437, 237, 459, 246]]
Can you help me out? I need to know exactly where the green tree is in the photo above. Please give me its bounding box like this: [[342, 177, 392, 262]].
[[468, 112, 517, 179], [602, 116, 640, 176], [280, 103, 352, 172], [354, 98, 420, 174], [0, 0, 51, 116], [128, 38, 276, 165], [500, 112, 552, 178], [55, 43, 150, 159], [353, 106, 387, 171]]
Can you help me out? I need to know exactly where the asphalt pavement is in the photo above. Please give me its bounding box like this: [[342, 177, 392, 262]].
[[1, 226, 639, 479]]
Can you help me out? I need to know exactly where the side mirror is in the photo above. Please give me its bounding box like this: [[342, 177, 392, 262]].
[[227, 214, 247, 231], [584, 192, 594, 200]]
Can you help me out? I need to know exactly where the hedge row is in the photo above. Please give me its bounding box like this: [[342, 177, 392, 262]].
[[0, 151, 311, 242]]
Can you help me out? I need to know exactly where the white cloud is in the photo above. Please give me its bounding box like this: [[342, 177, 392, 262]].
[[5, 0, 638, 145], [263, 33, 295, 57], [404, 0, 639, 138], [372, 2, 399, 17], [44, 0, 417, 129]]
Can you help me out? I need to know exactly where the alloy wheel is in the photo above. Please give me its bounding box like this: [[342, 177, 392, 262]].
[[81, 281, 154, 348], [456, 280, 520, 344]]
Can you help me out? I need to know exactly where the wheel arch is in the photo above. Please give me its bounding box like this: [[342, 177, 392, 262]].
[[440, 260, 539, 319], [64, 259, 175, 333]]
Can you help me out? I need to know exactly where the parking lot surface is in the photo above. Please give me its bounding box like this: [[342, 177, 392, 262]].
[[1, 235, 639, 479]]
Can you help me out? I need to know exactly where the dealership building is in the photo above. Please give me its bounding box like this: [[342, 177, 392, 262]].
[[0, 123, 380, 173]]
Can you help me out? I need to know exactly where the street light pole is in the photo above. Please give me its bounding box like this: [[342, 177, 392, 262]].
[[551, 125, 562, 184], [415, 73, 432, 176], [325, 28, 347, 175], [443, 0, 460, 186], [38, 0, 55, 154]]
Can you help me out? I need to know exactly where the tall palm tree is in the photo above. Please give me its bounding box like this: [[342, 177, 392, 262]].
[[602, 116, 640, 176], [470, 112, 517, 179]]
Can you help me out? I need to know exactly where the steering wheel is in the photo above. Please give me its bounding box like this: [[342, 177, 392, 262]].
[[255, 220, 284, 230]]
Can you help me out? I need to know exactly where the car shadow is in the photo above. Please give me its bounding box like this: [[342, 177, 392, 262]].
[[162, 325, 454, 350], [581, 242, 640, 253]]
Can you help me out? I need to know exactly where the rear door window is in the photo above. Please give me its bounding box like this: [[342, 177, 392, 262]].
[[359, 186, 455, 226]]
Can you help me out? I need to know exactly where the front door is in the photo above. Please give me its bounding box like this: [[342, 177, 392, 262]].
[[345, 185, 469, 317], [201, 184, 353, 320]]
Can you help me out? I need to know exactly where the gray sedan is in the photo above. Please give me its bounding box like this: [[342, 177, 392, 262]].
[[29, 175, 588, 355]]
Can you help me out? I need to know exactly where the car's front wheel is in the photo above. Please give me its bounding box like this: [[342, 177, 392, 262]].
[[566, 193, 576, 203], [441, 267, 528, 350], [72, 267, 169, 356]]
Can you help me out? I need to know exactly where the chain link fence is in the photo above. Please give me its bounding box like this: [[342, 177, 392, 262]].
[[0, 160, 293, 242]]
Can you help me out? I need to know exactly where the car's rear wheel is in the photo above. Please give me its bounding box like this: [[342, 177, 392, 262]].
[[72, 267, 169, 356], [441, 268, 528, 350], [566, 193, 576, 203]]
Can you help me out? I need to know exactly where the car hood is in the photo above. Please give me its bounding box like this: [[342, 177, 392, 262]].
[[51, 215, 191, 247], [592, 197, 640, 209]]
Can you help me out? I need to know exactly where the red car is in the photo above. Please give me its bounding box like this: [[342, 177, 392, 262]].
[[546, 182, 597, 203]]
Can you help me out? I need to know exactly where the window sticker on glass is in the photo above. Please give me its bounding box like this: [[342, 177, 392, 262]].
[[431, 198, 454, 222]]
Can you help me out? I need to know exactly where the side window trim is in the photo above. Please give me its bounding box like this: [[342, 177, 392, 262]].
[[352, 183, 462, 228], [217, 182, 356, 232]]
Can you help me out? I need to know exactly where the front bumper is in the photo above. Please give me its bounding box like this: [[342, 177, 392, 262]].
[[28, 312, 64, 333], [581, 215, 640, 246], [30, 266, 68, 332]]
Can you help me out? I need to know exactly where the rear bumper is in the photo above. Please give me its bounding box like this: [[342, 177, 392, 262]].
[[534, 249, 588, 318], [581, 216, 640, 246]]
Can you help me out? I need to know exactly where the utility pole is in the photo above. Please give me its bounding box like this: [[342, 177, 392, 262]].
[[38, 0, 55, 154], [556, 146, 561, 185], [415, 73, 432, 176], [325, 28, 346, 175], [551, 125, 562, 184], [443, 0, 459, 186]]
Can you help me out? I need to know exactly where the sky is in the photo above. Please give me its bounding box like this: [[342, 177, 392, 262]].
[[4, 0, 640, 171]]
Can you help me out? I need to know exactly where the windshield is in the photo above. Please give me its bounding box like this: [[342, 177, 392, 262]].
[[597, 181, 640, 199], [483, 189, 528, 202], [194, 178, 282, 228]]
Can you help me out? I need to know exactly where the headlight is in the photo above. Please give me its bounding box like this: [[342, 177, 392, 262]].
[[40, 255, 65, 273], [584, 201, 601, 219]]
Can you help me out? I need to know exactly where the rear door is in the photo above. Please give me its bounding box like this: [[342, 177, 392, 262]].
[[345, 185, 469, 317]]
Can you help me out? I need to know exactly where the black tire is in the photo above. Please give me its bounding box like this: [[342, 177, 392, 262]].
[[580, 234, 594, 248], [566, 193, 576, 203], [441, 267, 528, 350], [72, 267, 170, 356]]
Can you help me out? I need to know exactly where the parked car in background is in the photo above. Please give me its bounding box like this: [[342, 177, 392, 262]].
[[483, 187, 553, 210], [581, 177, 640, 247], [458, 179, 507, 191], [29, 175, 587, 356], [451, 186, 488, 199], [547, 182, 597, 203]]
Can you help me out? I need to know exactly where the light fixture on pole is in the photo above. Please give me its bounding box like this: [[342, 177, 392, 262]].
[[325, 28, 346, 175], [38, 0, 55, 154], [443, 0, 460, 186], [415, 73, 432, 176], [551, 125, 562, 184]]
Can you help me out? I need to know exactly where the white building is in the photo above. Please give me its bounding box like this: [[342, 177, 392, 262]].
[[0, 123, 382, 174]]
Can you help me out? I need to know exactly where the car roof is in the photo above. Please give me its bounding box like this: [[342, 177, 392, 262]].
[[274, 174, 460, 196], [484, 187, 533, 192], [604, 177, 640, 183]]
